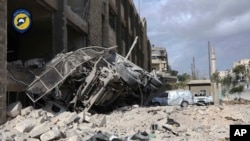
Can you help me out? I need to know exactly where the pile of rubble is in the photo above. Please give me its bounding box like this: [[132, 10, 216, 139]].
[[2, 100, 250, 141]]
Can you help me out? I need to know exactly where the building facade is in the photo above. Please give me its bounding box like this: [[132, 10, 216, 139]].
[[151, 47, 168, 73], [187, 80, 212, 95], [151, 46, 177, 91], [1, 0, 152, 123], [233, 59, 250, 72], [218, 70, 230, 79], [7, 0, 151, 71], [0, 0, 7, 124]]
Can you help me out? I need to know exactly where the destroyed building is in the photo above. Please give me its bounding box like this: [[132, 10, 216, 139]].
[[0, 0, 156, 124], [151, 47, 177, 91]]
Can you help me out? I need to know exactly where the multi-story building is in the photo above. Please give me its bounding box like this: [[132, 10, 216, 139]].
[[7, 0, 151, 70], [151, 46, 177, 90], [1, 0, 152, 124], [151, 47, 168, 73], [218, 70, 230, 79], [233, 59, 250, 72], [0, 0, 7, 124]]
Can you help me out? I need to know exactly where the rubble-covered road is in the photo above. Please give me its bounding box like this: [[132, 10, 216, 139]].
[[1, 100, 250, 141]]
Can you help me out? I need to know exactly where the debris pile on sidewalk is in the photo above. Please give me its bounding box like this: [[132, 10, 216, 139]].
[[2, 101, 250, 141]]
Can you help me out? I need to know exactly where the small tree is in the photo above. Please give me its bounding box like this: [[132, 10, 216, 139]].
[[211, 71, 219, 83], [233, 65, 246, 81], [177, 73, 190, 82], [176, 73, 190, 89], [221, 74, 232, 89], [170, 70, 178, 76]]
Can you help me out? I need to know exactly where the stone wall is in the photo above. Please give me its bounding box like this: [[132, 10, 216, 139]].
[[0, 0, 7, 124]]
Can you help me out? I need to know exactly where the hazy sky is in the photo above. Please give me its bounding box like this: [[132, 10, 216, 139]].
[[134, 0, 250, 78]]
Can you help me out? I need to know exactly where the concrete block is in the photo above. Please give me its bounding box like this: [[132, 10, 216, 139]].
[[68, 135, 82, 141], [51, 116, 59, 124], [98, 116, 106, 127], [66, 112, 78, 124], [14, 136, 40, 141], [15, 119, 36, 133], [29, 109, 42, 119], [77, 111, 85, 123], [27, 138, 40, 141], [37, 115, 48, 124], [40, 127, 61, 141], [14, 115, 25, 124], [21, 106, 33, 116], [7, 101, 22, 117], [84, 112, 92, 123], [29, 122, 50, 138], [57, 112, 78, 124], [1, 129, 17, 140]]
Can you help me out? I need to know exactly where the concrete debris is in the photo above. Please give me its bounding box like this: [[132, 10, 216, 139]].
[[84, 112, 92, 123], [166, 117, 180, 127], [21, 106, 34, 116], [15, 119, 36, 133], [57, 112, 78, 125], [1, 104, 249, 140], [7, 101, 22, 117], [98, 116, 107, 127], [15, 136, 40, 141], [77, 111, 85, 123], [40, 127, 61, 141], [225, 116, 243, 123], [162, 124, 179, 136], [29, 122, 50, 138], [88, 130, 151, 141], [28, 109, 43, 119], [68, 135, 82, 141]]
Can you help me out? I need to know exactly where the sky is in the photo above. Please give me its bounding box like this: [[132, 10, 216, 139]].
[[134, 0, 250, 78]]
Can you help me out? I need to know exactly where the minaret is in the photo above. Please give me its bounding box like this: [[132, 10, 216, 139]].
[[211, 47, 216, 75], [208, 41, 211, 79]]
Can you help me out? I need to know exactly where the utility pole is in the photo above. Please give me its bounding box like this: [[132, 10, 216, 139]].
[[191, 57, 196, 80]]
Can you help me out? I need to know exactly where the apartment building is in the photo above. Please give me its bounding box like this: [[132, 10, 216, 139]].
[[151, 47, 177, 90], [233, 59, 250, 72], [1, 0, 152, 124], [151, 47, 168, 73], [218, 70, 230, 79]]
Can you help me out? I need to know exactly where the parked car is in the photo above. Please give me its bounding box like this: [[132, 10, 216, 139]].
[[151, 89, 194, 107], [193, 95, 214, 105]]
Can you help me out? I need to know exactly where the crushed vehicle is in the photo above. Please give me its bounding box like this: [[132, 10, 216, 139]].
[[193, 90, 214, 105], [8, 39, 162, 113], [151, 89, 194, 107], [193, 95, 213, 106]]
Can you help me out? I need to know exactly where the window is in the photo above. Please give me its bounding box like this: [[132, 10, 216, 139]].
[[162, 92, 168, 97], [109, 10, 116, 31]]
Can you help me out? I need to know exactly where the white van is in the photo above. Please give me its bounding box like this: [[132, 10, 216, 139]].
[[151, 89, 194, 107]]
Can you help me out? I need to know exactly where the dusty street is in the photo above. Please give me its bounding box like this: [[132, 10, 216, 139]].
[[1, 99, 250, 141]]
